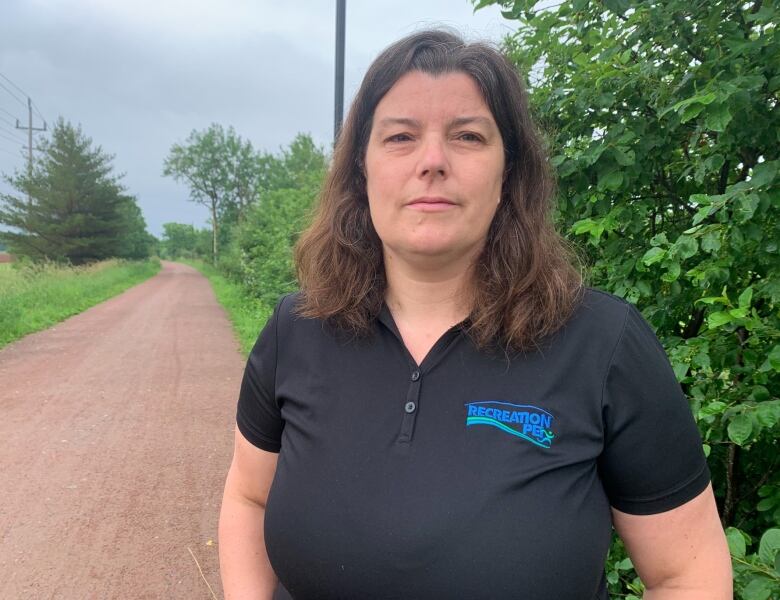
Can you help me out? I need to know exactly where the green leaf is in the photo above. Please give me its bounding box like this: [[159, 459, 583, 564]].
[[703, 103, 732, 132], [738, 287, 753, 309], [704, 154, 725, 173], [598, 170, 624, 191], [672, 361, 688, 381], [708, 311, 732, 329], [702, 443, 711, 457], [660, 261, 681, 282], [726, 527, 746, 558], [750, 160, 779, 189], [650, 233, 668, 247], [727, 414, 753, 445], [767, 346, 780, 372], [736, 193, 761, 223], [756, 401, 780, 428], [642, 246, 666, 266], [742, 577, 774, 600], [671, 235, 698, 260], [602, 0, 630, 15], [761, 529, 780, 565], [680, 103, 706, 123], [617, 557, 633, 570], [612, 147, 635, 166], [701, 229, 721, 253], [699, 401, 727, 417]]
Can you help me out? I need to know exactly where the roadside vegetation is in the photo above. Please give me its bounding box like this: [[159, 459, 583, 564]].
[[180, 259, 263, 355], [0, 258, 160, 349]]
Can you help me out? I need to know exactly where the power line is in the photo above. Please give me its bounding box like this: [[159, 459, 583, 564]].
[[0, 145, 23, 158], [0, 72, 29, 98], [31, 100, 46, 122], [0, 125, 26, 142], [0, 130, 24, 146], [0, 107, 21, 122], [0, 115, 18, 129], [0, 73, 48, 123], [0, 80, 26, 107]]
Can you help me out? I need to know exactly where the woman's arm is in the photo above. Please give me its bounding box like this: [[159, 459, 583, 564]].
[[612, 483, 732, 599], [219, 427, 280, 600]]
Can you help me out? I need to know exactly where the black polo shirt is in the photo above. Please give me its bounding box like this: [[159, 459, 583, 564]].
[[236, 289, 710, 600]]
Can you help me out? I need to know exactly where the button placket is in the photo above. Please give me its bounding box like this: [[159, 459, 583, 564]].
[[397, 369, 422, 443]]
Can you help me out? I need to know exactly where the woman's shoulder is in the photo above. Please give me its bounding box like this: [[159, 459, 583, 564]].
[[554, 287, 635, 350], [573, 287, 633, 324]]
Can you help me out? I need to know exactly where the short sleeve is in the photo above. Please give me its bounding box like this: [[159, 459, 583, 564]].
[[235, 296, 286, 453], [598, 303, 710, 515]]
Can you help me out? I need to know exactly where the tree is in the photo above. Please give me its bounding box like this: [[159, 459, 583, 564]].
[[221, 134, 327, 312], [475, 1, 778, 597], [115, 196, 156, 259], [159, 222, 211, 259], [164, 124, 263, 263], [0, 118, 146, 264]]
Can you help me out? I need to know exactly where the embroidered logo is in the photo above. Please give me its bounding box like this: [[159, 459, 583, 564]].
[[465, 401, 556, 448]]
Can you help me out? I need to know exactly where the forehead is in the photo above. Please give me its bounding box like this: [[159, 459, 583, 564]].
[[373, 71, 494, 123]]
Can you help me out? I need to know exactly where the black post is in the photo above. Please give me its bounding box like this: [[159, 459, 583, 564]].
[[334, 0, 346, 143]]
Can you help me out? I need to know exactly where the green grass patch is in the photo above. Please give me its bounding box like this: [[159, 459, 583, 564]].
[[181, 259, 270, 355], [0, 258, 161, 349]]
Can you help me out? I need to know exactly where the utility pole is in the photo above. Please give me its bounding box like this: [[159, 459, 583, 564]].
[[334, 0, 346, 143], [16, 97, 47, 204]]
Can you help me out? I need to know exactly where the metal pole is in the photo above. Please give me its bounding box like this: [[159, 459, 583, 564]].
[[334, 0, 346, 143], [27, 98, 33, 205]]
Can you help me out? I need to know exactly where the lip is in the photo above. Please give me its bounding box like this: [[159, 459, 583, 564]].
[[406, 196, 457, 212]]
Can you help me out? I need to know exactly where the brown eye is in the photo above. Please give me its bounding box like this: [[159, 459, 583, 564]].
[[386, 133, 413, 143], [456, 132, 483, 143]]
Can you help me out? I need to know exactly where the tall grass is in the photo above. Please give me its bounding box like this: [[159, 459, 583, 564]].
[[0, 258, 161, 349], [181, 259, 268, 355]]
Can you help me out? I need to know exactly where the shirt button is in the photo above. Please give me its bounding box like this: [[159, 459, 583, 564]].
[[411, 370, 420, 381], [404, 401, 416, 413]]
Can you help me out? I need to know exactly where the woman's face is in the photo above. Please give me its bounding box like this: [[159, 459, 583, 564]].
[[364, 70, 505, 267]]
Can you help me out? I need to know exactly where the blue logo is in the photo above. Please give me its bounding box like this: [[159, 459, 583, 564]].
[[465, 401, 555, 448]]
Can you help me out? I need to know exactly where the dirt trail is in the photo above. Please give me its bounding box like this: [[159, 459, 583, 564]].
[[0, 261, 248, 599]]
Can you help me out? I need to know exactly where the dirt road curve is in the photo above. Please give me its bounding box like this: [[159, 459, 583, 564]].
[[0, 261, 248, 599]]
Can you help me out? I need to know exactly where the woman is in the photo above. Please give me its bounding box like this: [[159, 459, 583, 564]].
[[218, 30, 731, 599]]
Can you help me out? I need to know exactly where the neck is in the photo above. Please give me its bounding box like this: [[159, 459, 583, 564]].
[[383, 248, 475, 326]]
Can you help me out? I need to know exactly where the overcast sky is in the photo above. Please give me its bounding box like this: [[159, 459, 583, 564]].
[[0, 0, 513, 237]]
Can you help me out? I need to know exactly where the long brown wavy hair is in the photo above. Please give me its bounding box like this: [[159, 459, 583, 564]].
[[294, 29, 583, 352]]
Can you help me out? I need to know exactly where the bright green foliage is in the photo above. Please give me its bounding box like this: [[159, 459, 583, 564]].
[[163, 124, 262, 263], [220, 134, 327, 321], [0, 119, 152, 264], [0, 258, 160, 349], [160, 222, 211, 259], [475, 0, 778, 596], [182, 258, 264, 355]]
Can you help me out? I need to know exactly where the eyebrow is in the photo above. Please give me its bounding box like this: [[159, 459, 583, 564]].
[[375, 116, 495, 129]]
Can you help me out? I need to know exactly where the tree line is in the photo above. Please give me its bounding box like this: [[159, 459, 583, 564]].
[[0, 118, 155, 264], [160, 126, 327, 314]]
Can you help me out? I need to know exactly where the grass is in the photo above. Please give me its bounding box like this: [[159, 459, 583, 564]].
[[180, 259, 271, 355], [0, 258, 161, 349]]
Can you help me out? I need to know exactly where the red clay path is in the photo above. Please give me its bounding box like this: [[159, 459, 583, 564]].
[[0, 261, 249, 599]]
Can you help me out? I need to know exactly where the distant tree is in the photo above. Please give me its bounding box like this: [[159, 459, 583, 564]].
[[0, 118, 145, 264], [160, 222, 212, 260], [115, 196, 155, 259], [164, 124, 263, 263], [222, 134, 327, 311]]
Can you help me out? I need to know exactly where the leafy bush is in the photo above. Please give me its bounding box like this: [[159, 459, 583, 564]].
[[475, 0, 778, 596]]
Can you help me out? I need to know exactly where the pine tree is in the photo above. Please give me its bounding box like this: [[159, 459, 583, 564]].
[[0, 118, 137, 264]]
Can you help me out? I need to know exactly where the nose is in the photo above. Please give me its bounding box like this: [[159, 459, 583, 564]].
[[417, 135, 449, 180]]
